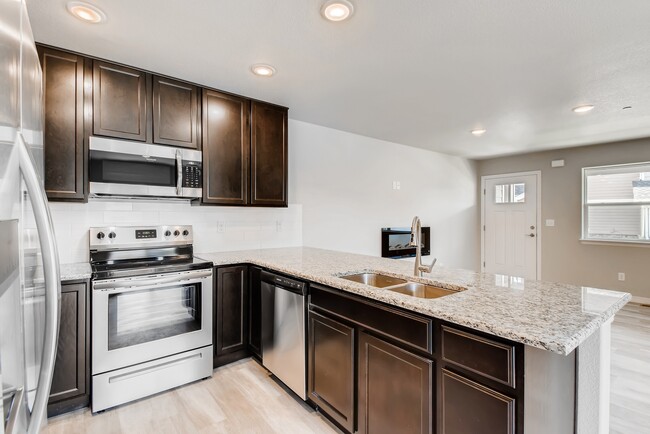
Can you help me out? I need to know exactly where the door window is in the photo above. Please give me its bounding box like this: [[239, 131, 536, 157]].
[[495, 183, 526, 204], [108, 283, 202, 350]]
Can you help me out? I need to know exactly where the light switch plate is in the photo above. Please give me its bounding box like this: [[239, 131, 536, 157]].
[[545, 219, 555, 227]]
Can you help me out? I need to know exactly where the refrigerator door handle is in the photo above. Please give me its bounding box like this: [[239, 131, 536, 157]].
[[17, 133, 61, 434]]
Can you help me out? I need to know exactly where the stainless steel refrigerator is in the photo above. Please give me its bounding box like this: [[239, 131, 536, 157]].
[[0, 1, 61, 433]]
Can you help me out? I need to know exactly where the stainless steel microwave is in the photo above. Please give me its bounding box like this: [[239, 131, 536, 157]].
[[89, 136, 202, 200]]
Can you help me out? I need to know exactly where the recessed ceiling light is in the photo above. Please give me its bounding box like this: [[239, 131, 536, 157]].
[[66, 2, 106, 23], [572, 105, 594, 114], [321, 0, 354, 22], [251, 64, 276, 77], [471, 128, 487, 137]]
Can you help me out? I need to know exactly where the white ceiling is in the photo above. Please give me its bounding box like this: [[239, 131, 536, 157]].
[[26, 0, 650, 159]]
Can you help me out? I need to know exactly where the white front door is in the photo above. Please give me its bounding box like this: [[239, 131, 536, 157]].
[[482, 173, 540, 279]]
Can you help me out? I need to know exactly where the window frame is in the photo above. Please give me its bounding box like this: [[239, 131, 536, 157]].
[[581, 161, 650, 245]]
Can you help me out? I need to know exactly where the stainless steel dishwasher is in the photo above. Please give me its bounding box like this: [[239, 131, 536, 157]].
[[260, 270, 307, 400]]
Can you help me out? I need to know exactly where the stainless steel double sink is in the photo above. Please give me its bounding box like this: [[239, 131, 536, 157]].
[[339, 272, 463, 299]]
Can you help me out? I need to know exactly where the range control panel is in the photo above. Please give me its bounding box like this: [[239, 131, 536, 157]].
[[182, 161, 202, 189], [90, 225, 193, 250]]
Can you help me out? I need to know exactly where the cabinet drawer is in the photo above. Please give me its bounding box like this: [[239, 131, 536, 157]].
[[441, 325, 516, 388], [310, 285, 433, 354]]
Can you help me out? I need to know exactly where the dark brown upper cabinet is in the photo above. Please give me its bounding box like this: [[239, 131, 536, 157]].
[[38, 46, 85, 201], [202, 89, 251, 205], [93, 60, 148, 141], [152, 76, 200, 149], [250, 101, 288, 207]]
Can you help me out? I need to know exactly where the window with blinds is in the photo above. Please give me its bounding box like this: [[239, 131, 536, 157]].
[[583, 162, 650, 243]]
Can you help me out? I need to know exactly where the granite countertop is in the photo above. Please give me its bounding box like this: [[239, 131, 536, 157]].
[[60, 262, 92, 281], [197, 247, 631, 356]]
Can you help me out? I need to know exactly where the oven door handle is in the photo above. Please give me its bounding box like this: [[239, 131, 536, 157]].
[[93, 269, 212, 292], [176, 149, 183, 196]]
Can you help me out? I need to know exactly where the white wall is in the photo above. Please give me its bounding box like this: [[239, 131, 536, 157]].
[[51, 120, 478, 271], [51, 201, 302, 263], [288, 120, 479, 271]]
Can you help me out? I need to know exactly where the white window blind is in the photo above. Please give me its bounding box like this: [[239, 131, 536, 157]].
[[583, 162, 650, 243]]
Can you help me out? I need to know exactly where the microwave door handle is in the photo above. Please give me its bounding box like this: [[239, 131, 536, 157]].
[[176, 149, 183, 196]]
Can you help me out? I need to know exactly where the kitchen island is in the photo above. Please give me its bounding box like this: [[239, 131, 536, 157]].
[[199, 247, 629, 434]]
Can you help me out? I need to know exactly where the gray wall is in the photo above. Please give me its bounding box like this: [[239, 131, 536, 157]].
[[478, 138, 650, 300]]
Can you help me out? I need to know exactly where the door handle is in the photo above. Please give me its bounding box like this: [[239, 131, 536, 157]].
[[17, 133, 62, 434], [176, 149, 183, 196], [526, 233, 536, 238]]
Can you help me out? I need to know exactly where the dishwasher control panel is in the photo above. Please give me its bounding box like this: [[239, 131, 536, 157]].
[[262, 271, 306, 294]]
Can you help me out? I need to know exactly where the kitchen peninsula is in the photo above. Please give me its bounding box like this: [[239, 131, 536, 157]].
[[199, 247, 629, 434]]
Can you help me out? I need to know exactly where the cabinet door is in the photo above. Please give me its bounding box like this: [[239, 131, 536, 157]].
[[215, 266, 249, 362], [441, 369, 515, 434], [248, 266, 262, 359], [202, 89, 250, 205], [93, 60, 148, 141], [152, 76, 200, 149], [38, 47, 85, 200], [308, 311, 355, 433], [48, 282, 88, 415], [250, 102, 288, 207], [358, 331, 433, 434]]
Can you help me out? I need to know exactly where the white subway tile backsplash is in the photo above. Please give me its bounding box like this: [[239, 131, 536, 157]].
[[51, 201, 302, 263]]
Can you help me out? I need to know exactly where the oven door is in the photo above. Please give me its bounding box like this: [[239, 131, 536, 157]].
[[92, 268, 213, 375]]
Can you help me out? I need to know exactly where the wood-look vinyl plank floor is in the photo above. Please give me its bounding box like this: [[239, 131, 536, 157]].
[[610, 303, 650, 434], [42, 359, 339, 434], [43, 303, 650, 434]]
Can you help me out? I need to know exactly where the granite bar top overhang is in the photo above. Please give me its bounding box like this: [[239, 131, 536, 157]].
[[197, 247, 631, 356]]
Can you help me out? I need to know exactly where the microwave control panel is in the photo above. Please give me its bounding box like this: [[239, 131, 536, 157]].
[[182, 161, 202, 189]]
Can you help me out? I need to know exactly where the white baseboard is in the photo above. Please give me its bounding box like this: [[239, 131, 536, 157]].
[[630, 295, 650, 305]]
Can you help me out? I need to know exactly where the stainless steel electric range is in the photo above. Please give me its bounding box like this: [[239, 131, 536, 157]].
[[89, 225, 213, 412]]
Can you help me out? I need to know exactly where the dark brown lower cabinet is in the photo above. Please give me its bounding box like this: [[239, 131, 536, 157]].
[[307, 311, 355, 434], [214, 265, 249, 367], [441, 369, 515, 434], [47, 280, 89, 417], [358, 331, 433, 434], [248, 267, 262, 359]]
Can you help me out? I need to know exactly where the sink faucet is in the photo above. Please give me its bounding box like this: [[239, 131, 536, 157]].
[[409, 216, 437, 277]]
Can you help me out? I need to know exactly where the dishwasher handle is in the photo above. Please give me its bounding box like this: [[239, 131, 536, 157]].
[[260, 270, 306, 295]]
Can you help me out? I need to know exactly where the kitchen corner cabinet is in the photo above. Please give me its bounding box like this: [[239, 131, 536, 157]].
[[93, 60, 148, 141], [214, 265, 250, 367], [47, 280, 90, 417], [308, 311, 355, 433], [152, 76, 200, 149], [38, 46, 86, 201], [250, 102, 288, 207], [202, 89, 251, 205]]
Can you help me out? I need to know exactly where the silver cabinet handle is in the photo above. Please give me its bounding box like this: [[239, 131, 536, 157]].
[[176, 149, 183, 196], [17, 133, 61, 434]]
